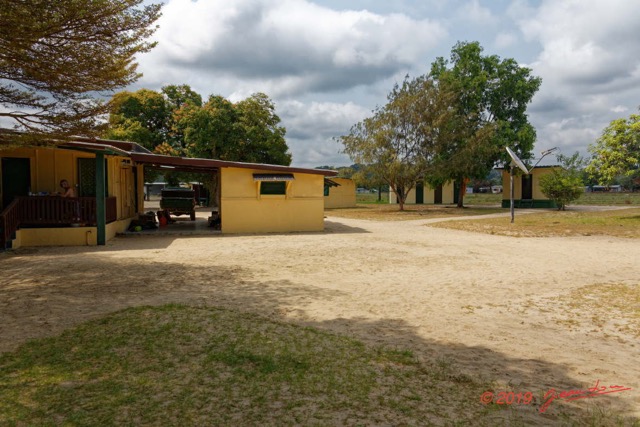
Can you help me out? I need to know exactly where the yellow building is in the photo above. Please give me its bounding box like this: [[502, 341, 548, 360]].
[[501, 166, 558, 208], [389, 181, 458, 205], [1, 134, 336, 248], [324, 178, 356, 209], [0, 138, 143, 249]]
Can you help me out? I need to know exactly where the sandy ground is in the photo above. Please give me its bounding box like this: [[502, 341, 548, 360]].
[[1, 212, 638, 422]]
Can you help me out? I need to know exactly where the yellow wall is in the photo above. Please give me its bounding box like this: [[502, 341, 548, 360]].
[[220, 167, 325, 233], [1, 146, 138, 247], [15, 226, 98, 247], [0, 147, 138, 220], [12, 218, 131, 248], [325, 178, 356, 208], [0, 146, 93, 201], [502, 167, 556, 200], [389, 181, 455, 204]]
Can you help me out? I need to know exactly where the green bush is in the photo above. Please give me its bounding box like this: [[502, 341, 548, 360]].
[[539, 152, 585, 210]]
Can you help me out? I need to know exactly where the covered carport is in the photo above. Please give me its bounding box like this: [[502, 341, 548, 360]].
[[129, 152, 337, 234]]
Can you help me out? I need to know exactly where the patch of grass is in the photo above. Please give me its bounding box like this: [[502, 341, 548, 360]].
[[326, 203, 504, 221], [0, 305, 490, 426], [576, 192, 640, 206], [356, 192, 389, 204], [430, 208, 640, 238], [1, 305, 636, 426], [464, 193, 503, 205]]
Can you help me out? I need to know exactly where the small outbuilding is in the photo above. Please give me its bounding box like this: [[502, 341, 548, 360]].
[[324, 178, 356, 208], [501, 166, 559, 208], [389, 181, 459, 205]]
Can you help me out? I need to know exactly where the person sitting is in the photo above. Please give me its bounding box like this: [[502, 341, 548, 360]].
[[58, 179, 76, 198]]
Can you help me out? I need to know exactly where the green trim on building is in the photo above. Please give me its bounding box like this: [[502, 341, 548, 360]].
[[501, 199, 557, 209]]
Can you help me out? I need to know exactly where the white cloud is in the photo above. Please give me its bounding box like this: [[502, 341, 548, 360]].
[[515, 0, 640, 157], [280, 100, 370, 167], [494, 31, 517, 49], [519, 0, 640, 88], [138, 0, 447, 97], [456, 0, 498, 25], [610, 105, 628, 113]]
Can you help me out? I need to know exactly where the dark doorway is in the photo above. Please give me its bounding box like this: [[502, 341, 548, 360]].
[[453, 181, 460, 205], [415, 182, 424, 204], [132, 166, 139, 213], [1, 158, 30, 209], [522, 175, 533, 199], [434, 184, 443, 204]]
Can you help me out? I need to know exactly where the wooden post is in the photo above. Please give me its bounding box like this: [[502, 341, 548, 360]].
[[96, 152, 106, 245]]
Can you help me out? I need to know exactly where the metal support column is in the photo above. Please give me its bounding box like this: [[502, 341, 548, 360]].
[[96, 152, 106, 245]]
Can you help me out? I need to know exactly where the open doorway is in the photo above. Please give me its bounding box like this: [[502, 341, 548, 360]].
[[1, 158, 30, 209]]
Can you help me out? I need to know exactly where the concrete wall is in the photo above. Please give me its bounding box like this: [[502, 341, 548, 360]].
[[325, 178, 356, 209], [12, 217, 131, 248], [220, 167, 325, 233], [389, 181, 455, 204]]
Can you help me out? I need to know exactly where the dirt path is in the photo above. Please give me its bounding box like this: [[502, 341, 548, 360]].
[[1, 214, 638, 421]]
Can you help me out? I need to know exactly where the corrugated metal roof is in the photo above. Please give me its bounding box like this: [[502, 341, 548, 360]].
[[0, 128, 338, 177]]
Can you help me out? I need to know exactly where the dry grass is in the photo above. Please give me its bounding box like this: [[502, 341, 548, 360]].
[[511, 283, 639, 343], [429, 208, 640, 238], [326, 204, 504, 221]]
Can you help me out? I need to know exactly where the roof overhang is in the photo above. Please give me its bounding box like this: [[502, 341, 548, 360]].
[[253, 173, 295, 181], [130, 152, 337, 176]]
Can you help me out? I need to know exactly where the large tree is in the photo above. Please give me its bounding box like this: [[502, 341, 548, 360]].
[[587, 111, 640, 185], [0, 0, 162, 139], [233, 93, 291, 165], [341, 75, 456, 210], [429, 41, 541, 207], [178, 95, 240, 160]]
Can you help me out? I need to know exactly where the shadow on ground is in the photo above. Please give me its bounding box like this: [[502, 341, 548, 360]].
[[0, 250, 637, 426]]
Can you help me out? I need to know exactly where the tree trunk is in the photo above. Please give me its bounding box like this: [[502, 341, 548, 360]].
[[378, 185, 382, 202], [456, 177, 466, 208]]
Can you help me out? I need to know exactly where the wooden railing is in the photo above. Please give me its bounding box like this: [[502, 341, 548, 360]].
[[19, 196, 96, 225], [0, 198, 20, 249], [0, 196, 117, 248]]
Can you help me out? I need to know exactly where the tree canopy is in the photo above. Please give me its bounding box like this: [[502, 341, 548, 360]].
[[105, 87, 292, 166], [587, 111, 640, 185], [429, 41, 542, 206], [0, 0, 162, 139]]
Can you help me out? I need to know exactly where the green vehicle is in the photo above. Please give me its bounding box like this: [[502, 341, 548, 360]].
[[160, 188, 196, 221]]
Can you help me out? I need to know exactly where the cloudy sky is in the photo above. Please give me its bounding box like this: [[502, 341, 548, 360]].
[[134, 0, 640, 168]]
